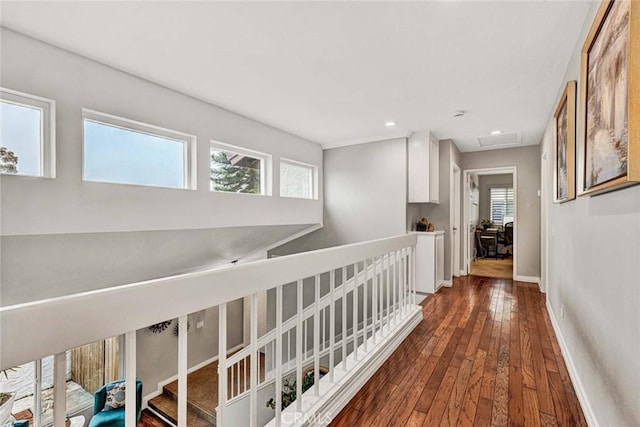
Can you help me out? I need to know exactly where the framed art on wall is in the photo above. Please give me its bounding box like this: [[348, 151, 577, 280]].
[[554, 81, 577, 203], [580, 0, 639, 196]]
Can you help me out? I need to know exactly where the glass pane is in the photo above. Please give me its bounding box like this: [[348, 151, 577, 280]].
[[84, 120, 185, 188], [210, 148, 262, 193], [0, 100, 42, 176], [280, 162, 312, 199]]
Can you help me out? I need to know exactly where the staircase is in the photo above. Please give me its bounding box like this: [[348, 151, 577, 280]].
[[148, 361, 219, 427]]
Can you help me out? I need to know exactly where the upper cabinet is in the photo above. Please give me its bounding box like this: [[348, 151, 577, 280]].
[[408, 130, 439, 204]]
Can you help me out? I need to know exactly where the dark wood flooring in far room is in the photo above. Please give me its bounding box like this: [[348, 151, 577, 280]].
[[331, 276, 587, 427]]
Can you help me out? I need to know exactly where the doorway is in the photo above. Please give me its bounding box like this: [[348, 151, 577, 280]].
[[463, 167, 517, 279]]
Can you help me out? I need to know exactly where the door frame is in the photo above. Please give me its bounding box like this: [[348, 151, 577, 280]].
[[450, 162, 461, 277], [462, 166, 518, 278]]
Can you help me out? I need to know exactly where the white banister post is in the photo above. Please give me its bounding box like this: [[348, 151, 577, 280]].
[[411, 245, 417, 305], [352, 262, 359, 361], [296, 279, 303, 412], [341, 268, 348, 371], [218, 303, 227, 425], [178, 315, 188, 427], [124, 331, 136, 427], [363, 259, 369, 352], [314, 274, 320, 395], [329, 270, 336, 383], [372, 256, 378, 345], [34, 359, 42, 427], [275, 286, 283, 426], [53, 352, 66, 427], [250, 293, 258, 427]]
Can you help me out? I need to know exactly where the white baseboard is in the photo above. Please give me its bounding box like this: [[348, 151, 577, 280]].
[[143, 342, 246, 404], [443, 279, 453, 287], [545, 300, 598, 427], [514, 275, 540, 286]]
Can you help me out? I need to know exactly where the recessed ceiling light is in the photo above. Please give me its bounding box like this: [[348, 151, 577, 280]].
[[385, 121, 397, 127], [490, 130, 503, 135]]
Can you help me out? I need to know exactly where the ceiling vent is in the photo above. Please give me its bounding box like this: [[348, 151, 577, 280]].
[[477, 131, 522, 148]]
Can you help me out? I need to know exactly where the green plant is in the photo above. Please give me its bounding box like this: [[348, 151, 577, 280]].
[[480, 218, 492, 227], [0, 368, 18, 405], [266, 369, 325, 410]]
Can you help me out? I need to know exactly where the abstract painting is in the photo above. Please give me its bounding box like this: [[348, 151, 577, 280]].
[[581, 0, 639, 194], [554, 81, 576, 203]]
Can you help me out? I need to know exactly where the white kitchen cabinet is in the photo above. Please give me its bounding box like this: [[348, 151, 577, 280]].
[[408, 130, 439, 203], [414, 231, 445, 294]]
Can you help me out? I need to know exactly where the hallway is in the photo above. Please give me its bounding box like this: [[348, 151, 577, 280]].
[[331, 276, 586, 426]]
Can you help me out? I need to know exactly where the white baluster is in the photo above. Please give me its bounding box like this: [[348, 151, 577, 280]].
[[372, 256, 378, 345], [242, 358, 247, 394], [401, 248, 406, 314], [250, 293, 258, 427], [392, 251, 398, 326], [386, 253, 391, 334], [124, 331, 136, 427], [314, 274, 320, 395], [218, 303, 227, 425], [329, 270, 335, 382], [342, 267, 347, 371], [296, 279, 303, 412], [352, 262, 359, 361], [363, 259, 369, 353], [275, 285, 283, 426], [53, 352, 66, 427]]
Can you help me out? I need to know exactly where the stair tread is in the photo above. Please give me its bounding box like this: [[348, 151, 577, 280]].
[[148, 395, 214, 427]]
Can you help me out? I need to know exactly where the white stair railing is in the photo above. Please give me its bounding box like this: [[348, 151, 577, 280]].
[[0, 233, 422, 427]]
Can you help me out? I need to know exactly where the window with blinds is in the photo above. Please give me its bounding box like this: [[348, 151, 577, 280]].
[[490, 187, 514, 225]]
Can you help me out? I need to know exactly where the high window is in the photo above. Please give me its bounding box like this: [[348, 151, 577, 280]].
[[210, 141, 269, 195], [280, 159, 316, 199], [0, 88, 55, 177], [490, 187, 514, 225], [83, 109, 195, 189]]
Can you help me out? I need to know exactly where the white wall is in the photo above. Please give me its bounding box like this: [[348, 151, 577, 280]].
[[270, 138, 407, 255], [0, 28, 322, 237], [0, 28, 323, 306], [540, 3, 640, 425], [462, 145, 540, 278]]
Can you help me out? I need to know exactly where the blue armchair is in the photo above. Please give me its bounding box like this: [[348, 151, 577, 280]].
[[88, 379, 142, 427]]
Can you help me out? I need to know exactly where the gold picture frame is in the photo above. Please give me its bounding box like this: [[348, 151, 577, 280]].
[[579, 0, 639, 196], [554, 81, 577, 203]]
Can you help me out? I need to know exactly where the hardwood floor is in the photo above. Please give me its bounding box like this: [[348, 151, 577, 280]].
[[330, 276, 587, 427]]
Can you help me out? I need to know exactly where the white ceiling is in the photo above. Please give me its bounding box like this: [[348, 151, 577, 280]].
[[0, 1, 591, 151]]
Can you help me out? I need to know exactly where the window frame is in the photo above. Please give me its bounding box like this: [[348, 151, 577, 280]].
[[209, 140, 271, 196], [0, 87, 56, 178], [279, 157, 318, 200], [82, 109, 196, 190]]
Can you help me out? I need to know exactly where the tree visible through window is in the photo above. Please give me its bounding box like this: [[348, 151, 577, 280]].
[[0, 98, 43, 176], [490, 187, 514, 225], [210, 147, 263, 194]]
